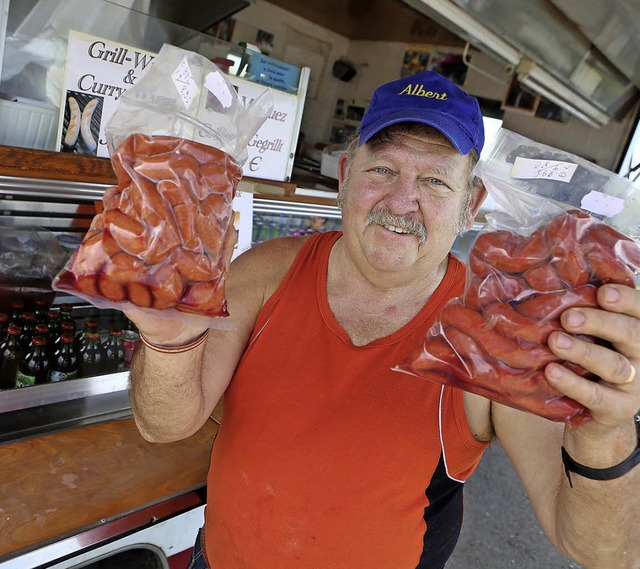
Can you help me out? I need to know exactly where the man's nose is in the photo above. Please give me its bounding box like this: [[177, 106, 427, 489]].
[[384, 175, 420, 214]]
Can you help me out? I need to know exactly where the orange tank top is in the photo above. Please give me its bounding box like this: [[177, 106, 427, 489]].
[[205, 231, 487, 569]]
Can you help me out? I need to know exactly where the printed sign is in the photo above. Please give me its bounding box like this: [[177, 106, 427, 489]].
[[229, 75, 299, 182], [56, 31, 156, 157]]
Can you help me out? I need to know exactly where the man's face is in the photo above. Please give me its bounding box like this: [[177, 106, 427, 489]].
[[337, 130, 482, 275]]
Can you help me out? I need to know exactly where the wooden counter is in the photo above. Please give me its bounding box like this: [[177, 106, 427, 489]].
[[0, 417, 218, 558]]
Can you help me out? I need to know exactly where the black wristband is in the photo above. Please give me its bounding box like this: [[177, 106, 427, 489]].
[[561, 419, 640, 488]]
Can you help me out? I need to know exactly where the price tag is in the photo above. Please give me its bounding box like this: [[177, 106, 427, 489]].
[[511, 157, 578, 183], [580, 190, 625, 217], [205, 71, 233, 109], [171, 57, 198, 109]]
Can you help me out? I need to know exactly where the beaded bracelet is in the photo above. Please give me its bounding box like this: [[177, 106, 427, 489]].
[[140, 329, 210, 354]]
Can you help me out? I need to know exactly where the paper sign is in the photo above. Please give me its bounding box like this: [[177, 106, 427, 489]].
[[580, 190, 625, 217], [511, 157, 578, 183], [172, 57, 199, 109], [205, 71, 233, 108], [56, 31, 156, 158]]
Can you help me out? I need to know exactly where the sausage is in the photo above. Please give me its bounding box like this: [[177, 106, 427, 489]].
[[523, 263, 566, 293], [544, 210, 592, 287], [102, 186, 121, 210], [470, 228, 549, 276], [132, 154, 180, 184], [174, 249, 215, 282], [201, 192, 231, 219], [443, 326, 588, 424], [80, 98, 99, 153], [75, 274, 100, 297], [131, 133, 181, 157], [128, 282, 153, 308], [514, 285, 598, 321], [582, 224, 640, 286], [441, 300, 559, 370], [179, 279, 228, 317], [64, 96, 81, 148], [102, 251, 146, 284], [464, 273, 531, 309], [104, 209, 147, 256], [148, 263, 184, 310], [196, 211, 226, 259], [98, 273, 127, 302], [157, 180, 192, 207], [172, 202, 200, 248], [482, 300, 562, 345], [69, 232, 108, 275]]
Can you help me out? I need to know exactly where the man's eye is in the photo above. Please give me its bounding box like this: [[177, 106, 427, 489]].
[[373, 166, 391, 175], [427, 178, 444, 185]]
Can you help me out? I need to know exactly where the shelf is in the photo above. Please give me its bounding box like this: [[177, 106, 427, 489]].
[[0, 145, 337, 207]]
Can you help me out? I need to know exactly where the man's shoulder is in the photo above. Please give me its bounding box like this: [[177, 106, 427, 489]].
[[229, 236, 312, 303]]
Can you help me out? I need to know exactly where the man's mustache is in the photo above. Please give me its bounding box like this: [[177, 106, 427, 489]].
[[364, 209, 427, 244]]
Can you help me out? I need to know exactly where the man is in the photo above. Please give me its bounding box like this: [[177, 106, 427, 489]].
[[126, 71, 640, 569]]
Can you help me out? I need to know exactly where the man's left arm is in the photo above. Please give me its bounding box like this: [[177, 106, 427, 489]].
[[493, 283, 640, 569]]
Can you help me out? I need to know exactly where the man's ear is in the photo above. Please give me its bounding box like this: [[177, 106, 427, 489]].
[[337, 151, 350, 202], [464, 182, 488, 232]]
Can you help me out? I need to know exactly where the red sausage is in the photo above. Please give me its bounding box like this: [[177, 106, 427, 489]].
[[441, 300, 559, 370], [482, 301, 562, 345], [180, 279, 228, 317], [582, 224, 640, 286], [515, 285, 598, 321], [464, 273, 531, 309], [523, 263, 566, 293], [104, 209, 147, 256], [128, 282, 153, 308], [174, 249, 216, 282]]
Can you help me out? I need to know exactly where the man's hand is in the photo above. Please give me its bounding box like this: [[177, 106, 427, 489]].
[[545, 283, 640, 431], [123, 223, 239, 347]]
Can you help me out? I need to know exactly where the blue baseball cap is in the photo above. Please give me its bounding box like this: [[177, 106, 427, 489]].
[[358, 71, 485, 156]]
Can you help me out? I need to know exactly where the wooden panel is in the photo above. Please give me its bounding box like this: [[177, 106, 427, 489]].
[[0, 417, 218, 557], [0, 146, 118, 185]]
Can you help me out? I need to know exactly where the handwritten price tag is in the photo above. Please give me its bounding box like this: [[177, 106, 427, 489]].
[[171, 57, 198, 109], [205, 71, 233, 109], [581, 190, 625, 217], [511, 157, 578, 183]]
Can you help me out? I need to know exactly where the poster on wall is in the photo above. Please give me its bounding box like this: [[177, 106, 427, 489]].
[[400, 45, 466, 85], [56, 31, 156, 157]]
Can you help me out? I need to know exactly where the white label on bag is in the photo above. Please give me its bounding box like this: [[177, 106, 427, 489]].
[[511, 157, 578, 183], [172, 57, 198, 109], [580, 190, 625, 217], [205, 71, 233, 109]]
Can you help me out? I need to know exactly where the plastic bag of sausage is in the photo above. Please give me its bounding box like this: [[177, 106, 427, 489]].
[[395, 128, 640, 427], [53, 44, 273, 324]]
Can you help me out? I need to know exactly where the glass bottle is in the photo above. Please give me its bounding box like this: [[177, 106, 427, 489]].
[[16, 336, 50, 387], [105, 329, 125, 373], [0, 325, 24, 390], [19, 312, 37, 351], [50, 334, 79, 382], [47, 311, 61, 352], [9, 300, 25, 326], [59, 303, 76, 336], [75, 319, 99, 354], [78, 332, 105, 378], [34, 299, 49, 323], [34, 323, 49, 347], [51, 321, 76, 359], [0, 312, 9, 342]]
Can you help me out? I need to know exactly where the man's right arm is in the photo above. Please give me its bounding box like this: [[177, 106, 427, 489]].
[[127, 236, 306, 443]]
